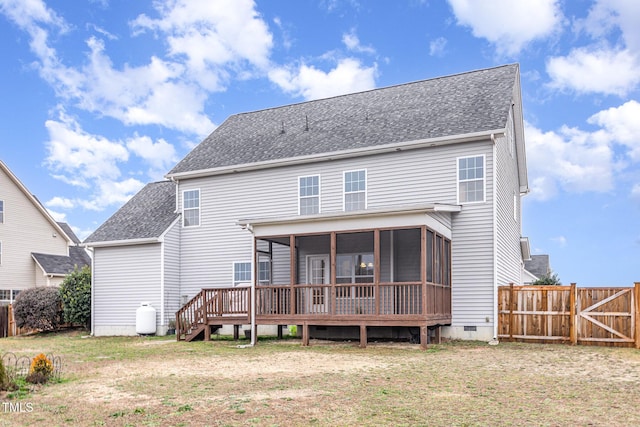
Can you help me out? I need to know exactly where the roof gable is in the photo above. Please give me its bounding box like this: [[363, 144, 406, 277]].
[[169, 64, 519, 176], [83, 180, 178, 244], [0, 160, 73, 244]]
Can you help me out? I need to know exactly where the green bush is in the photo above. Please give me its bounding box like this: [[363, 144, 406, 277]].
[[13, 287, 62, 331], [59, 265, 91, 329], [532, 272, 562, 285]]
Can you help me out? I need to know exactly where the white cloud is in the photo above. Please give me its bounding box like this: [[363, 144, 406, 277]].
[[269, 58, 377, 100], [342, 28, 375, 54], [448, 0, 563, 56], [525, 121, 614, 200], [46, 196, 75, 209], [632, 184, 640, 200], [132, 0, 273, 89], [126, 134, 178, 178], [546, 0, 640, 96], [546, 47, 640, 96], [44, 111, 145, 211], [429, 37, 447, 57], [551, 236, 567, 247], [588, 100, 640, 161]]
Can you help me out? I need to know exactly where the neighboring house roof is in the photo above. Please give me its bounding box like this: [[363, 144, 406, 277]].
[[168, 64, 523, 179], [524, 255, 551, 278], [32, 246, 91, 276], [57, 222, 81, 244], [83, 180, 178, 245], [0, 160, 73, 245]]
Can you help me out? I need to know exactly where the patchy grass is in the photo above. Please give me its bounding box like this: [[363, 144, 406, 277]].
[[1, 331, 640, 426]]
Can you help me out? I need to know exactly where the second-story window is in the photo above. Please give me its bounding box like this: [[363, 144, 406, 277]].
[[183, 189, 200, 227], [344, 169, 367, 211], [0, 200, 4, 223], [457, 156, 485, 203], [299, 175, 320, 215]]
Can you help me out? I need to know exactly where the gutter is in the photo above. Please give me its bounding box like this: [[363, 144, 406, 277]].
[[166, 129, 506, 180]]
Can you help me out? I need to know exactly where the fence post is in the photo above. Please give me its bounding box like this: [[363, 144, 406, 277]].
[[634, 282, 640, 349], [508, 283, 515, 341], [570, 283, 577, 345]]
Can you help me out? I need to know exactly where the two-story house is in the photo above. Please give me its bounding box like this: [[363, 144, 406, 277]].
[[0, 160, 91, 304], [84, 64, 530, 346]]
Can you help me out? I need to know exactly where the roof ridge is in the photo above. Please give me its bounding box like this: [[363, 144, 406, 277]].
[[230, 63, 519, 118]]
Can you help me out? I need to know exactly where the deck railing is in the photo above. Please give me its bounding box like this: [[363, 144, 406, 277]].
[[176, 287, 250, 340], [177, 282, 451, 339], [255, 282, 450, 319]]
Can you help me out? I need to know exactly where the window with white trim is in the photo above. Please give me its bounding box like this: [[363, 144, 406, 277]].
[[299, 175, 320, 215], [233, 262, 252, 286], [457, 156, 485, 203], [182, 189, 200, 227], [344, 169, 367, 211], [0, 200, 4, 223], [258, 260, 271, 285]]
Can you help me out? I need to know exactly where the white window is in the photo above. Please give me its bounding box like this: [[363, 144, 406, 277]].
[[0, 200, 4, 223], [457, 156, 485, 203], [299, 175, 320, 215], [182, 189, 200, 227], [258, 260, 271, 285], [233, 262, 252, 286], [344, 170, 367, 211]]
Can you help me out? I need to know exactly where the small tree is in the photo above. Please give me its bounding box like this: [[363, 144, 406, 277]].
[[532, 271, 562, 285], [59, 265, 91, 330], [13, 287, 62, 331]]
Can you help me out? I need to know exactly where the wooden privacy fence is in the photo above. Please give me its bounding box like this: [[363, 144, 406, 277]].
[[0, 304, 30, 338], [498, 283, 640, 348]]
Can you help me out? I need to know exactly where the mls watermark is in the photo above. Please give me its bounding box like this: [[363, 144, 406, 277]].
[[2, 402, 34, 413]]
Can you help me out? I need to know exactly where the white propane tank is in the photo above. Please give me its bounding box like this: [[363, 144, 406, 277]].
[[136, 302, 156, 335]]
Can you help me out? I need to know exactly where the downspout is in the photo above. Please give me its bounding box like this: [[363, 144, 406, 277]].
[[247, 223, 256, 347], [88, 247, 95, 336], [490, 133, 499, 343]]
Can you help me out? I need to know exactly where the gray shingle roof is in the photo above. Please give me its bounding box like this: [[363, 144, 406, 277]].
[[169, 64, 518, 175], [83, 180, 178, 244], [524, 255, 551, 278], [57, 222, 81, 244], [32, 246, 91, 275]]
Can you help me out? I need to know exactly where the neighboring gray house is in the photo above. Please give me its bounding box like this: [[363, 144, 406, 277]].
[[0, 160, 90, 302], [524, 254, 551, 283], [85, 64, 530, 343]]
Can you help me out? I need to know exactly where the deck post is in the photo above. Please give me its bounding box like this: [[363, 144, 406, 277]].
[[570, 283, 577, 345], [277, 325, 283, 339], [233, 325, 239, 340], [420, 325, 428, 350], [634, 282, 640, 349], [359, 325, 367, 348], [302, 322, 309, 346]]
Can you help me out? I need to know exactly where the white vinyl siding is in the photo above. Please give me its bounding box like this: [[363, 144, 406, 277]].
[[344, 169, 367, 211], [457, 155, 485, 203], [162, 221, 181, 325], [176, 141, 497, 332], [495, 109, 525, 287], [299, 175, 320, 215], [0, 166, 69, 292], [182, 189, 200, 227], [93, 244, 162, 335]]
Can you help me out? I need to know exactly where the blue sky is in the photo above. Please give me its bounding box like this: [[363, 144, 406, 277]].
[[1, 0, 638, 286]]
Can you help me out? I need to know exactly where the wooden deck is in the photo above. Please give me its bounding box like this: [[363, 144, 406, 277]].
[[176, 283, 451, 348]]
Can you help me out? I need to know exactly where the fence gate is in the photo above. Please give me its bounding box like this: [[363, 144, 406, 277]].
[[498, 283, 640, 348], [577, 287, 635, 345]]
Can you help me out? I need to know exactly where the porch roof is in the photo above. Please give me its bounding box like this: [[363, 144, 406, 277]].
[[237, 203, 460, 238]]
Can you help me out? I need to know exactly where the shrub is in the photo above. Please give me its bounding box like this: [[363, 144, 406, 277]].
[[26, 353, 53, 384], [13, 287, 62, 331], [59, 265, 92, 329], [532, 272, 562, 285], [0, 358, 9, 390]]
